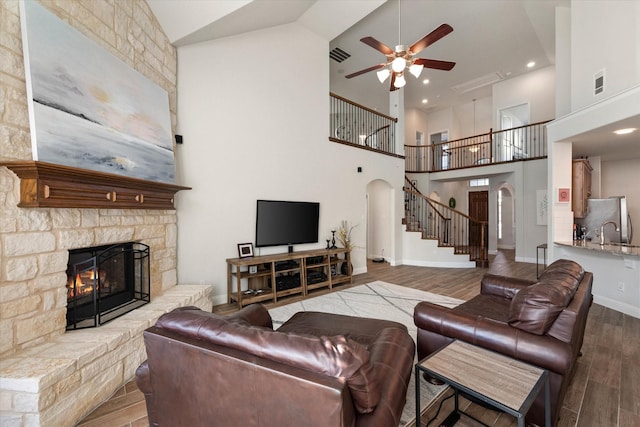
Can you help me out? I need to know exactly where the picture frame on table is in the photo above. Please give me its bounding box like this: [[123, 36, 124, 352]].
[[237, 243, 254, 258]]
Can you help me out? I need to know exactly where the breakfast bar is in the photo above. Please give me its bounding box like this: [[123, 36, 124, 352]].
[[554, 241, 640, 318]]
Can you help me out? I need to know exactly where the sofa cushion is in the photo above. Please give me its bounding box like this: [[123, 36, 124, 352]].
[[154, 306, 380, 413], [508, 283, 572, 335]]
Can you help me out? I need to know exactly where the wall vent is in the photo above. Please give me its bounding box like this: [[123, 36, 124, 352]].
[[451, 72, 505, 94], [330, 47, 351, 63], [594, 69, 605, 95]]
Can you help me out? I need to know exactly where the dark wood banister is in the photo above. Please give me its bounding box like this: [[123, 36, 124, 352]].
[[403, 178, 488, 266], [425, 119, 552, 150], [404, 176, 487, 224], [364, 124, 391, 147], [404, 176, 447, 222], [404, 187, 487, 225], [330, 92, 398, 122]]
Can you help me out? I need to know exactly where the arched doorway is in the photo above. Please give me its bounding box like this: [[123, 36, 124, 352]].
[[497, 183, 515, 249]]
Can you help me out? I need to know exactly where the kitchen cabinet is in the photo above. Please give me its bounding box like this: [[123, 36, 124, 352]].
[[572, 159, 592, 218]]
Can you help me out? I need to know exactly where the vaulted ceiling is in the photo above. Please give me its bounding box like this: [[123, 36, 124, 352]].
[[148, 0, 566, 113], [147, 1, 638, 161]]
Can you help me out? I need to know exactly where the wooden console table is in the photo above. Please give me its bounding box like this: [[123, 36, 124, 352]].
[[415, 340, 550, 427], [226, 248, 352, 308]]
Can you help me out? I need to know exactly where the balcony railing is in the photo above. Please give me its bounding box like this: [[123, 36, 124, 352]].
[[405, 120, 551, 172], [404, 178, 488, 266], [329, 93, 400, 158]]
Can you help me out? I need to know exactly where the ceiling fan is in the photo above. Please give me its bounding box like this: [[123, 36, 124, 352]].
[[345, 2, 456, 91]]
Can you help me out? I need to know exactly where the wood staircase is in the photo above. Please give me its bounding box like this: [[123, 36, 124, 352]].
[[404, 178, 488, 267]]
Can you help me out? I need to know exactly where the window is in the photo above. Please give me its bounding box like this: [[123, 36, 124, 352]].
[[469, 178, 489, 187]]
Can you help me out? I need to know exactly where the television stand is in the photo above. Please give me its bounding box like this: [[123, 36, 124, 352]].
[[226, 248, 352, 308]]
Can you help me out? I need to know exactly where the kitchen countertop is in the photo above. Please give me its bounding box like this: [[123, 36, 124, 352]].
[[555, 240, 640, 257]]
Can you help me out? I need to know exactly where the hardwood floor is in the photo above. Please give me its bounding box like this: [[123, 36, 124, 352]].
[[76, 251, 640, 426]]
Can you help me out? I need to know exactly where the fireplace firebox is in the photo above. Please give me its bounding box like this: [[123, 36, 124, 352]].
[[66, 242, 150, 330]]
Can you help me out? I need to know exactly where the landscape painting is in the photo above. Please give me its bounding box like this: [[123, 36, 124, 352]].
[[20, 0, 175, 184]]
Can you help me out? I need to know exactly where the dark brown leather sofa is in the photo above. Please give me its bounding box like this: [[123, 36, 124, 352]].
[[136, 304, 415, 427], [414, 259, 593, 427]]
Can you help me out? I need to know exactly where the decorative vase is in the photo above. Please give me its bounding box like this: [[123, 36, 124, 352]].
[[340, 262, 353, 275]]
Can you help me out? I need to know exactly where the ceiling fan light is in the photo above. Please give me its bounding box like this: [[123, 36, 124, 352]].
[[394, 73, 406, 88], [377, 68, 391, 83], [409, 63, 424, 78], [391, 56, 407, 72]]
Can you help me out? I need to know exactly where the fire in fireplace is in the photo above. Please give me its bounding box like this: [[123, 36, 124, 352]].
[[66, 242, 150, 329]]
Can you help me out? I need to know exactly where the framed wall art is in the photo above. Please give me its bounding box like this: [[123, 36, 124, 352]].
[[20, 0, 175, 183], [557, 188, 571, 203]]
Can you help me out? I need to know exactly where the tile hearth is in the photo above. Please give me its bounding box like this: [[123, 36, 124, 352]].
[[0, 284, 211, 427]]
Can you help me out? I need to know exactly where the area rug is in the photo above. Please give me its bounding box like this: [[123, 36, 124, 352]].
[[268, 281, 464, 427]]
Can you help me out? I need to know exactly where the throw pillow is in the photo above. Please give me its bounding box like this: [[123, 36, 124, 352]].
[[508, 283, 569, 335]]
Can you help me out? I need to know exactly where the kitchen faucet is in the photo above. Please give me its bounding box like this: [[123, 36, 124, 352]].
[[600, 221, 620, 245]]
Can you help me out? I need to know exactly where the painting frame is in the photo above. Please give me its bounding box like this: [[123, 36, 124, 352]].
[[237, 243, 254, 258], [19, 0, 176, 184], [557, 188, 571, 203]]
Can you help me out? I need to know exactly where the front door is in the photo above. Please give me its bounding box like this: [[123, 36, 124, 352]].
[[469, 191, 488, 247]]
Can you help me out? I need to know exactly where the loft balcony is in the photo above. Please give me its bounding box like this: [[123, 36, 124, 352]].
[[405, 120, 551, 173], [329, 92, 550, 172]]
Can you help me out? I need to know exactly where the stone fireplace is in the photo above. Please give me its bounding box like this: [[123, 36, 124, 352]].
[[0, 1, 208, 425], [66, 242, 151, 330], [0, 180, 212, 426]]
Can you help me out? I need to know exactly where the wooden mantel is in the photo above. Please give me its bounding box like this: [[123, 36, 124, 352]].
[[0, 161, 191, 209]]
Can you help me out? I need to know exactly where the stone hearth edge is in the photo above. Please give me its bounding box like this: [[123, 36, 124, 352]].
[[0, 284, 212, 427]]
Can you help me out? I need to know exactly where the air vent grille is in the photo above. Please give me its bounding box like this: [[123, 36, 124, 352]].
[[330, 47, 351, 63]]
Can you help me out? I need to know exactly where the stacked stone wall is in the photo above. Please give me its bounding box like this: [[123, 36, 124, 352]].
[[0, 0, 178, 356]]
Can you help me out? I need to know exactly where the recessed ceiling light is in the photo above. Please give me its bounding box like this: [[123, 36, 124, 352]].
[[613, 128, 636, 135], [422, 99, 428, 104], [527, 61, 535, 68], [422, 79, 429, 85]]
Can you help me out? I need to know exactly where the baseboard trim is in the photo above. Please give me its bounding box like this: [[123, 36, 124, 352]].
[[402, 259, 476, 268], [593, 295, 640, 318]]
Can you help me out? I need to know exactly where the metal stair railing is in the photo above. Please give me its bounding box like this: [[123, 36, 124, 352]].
[[329, 92, 401, 158], [404, 179, 488, 266], [405, 120, 551, 173]]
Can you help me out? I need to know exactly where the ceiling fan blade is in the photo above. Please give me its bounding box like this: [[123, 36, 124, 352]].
[[413, 58, 456, 71], [389, 73, 399, 91], [360, 36, 394, 55], [345, 63, 387, 79], [409, 23, 453, 55]]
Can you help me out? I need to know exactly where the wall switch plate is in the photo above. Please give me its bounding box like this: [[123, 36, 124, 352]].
[[617, 281, 624, 292], [249, 265, 258, 274]]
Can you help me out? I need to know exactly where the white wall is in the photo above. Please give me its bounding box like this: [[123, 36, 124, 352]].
[[404, 108, 428, 146], [175, 23, 405, 303], [452, 96, 492, 138], [425, 107, 453, 142], [570, 0, 640, 111], [492, 66, 556, 126], [367, 180, 393, 260]]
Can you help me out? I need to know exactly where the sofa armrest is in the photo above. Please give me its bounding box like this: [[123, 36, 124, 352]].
[[135, 361, 158, 426], [481, 273, 536, 299], [414, 301, 572, 374]]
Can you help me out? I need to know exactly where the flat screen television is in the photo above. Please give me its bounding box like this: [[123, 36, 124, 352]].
[[255, 200, 320, 251]]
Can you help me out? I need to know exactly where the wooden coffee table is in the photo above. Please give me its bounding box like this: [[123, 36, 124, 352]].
[[415, 340, 550, 427]]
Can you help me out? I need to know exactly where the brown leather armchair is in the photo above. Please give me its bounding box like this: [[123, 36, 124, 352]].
[[414, 259, 593, 427], [136, 304, 415, 427]]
